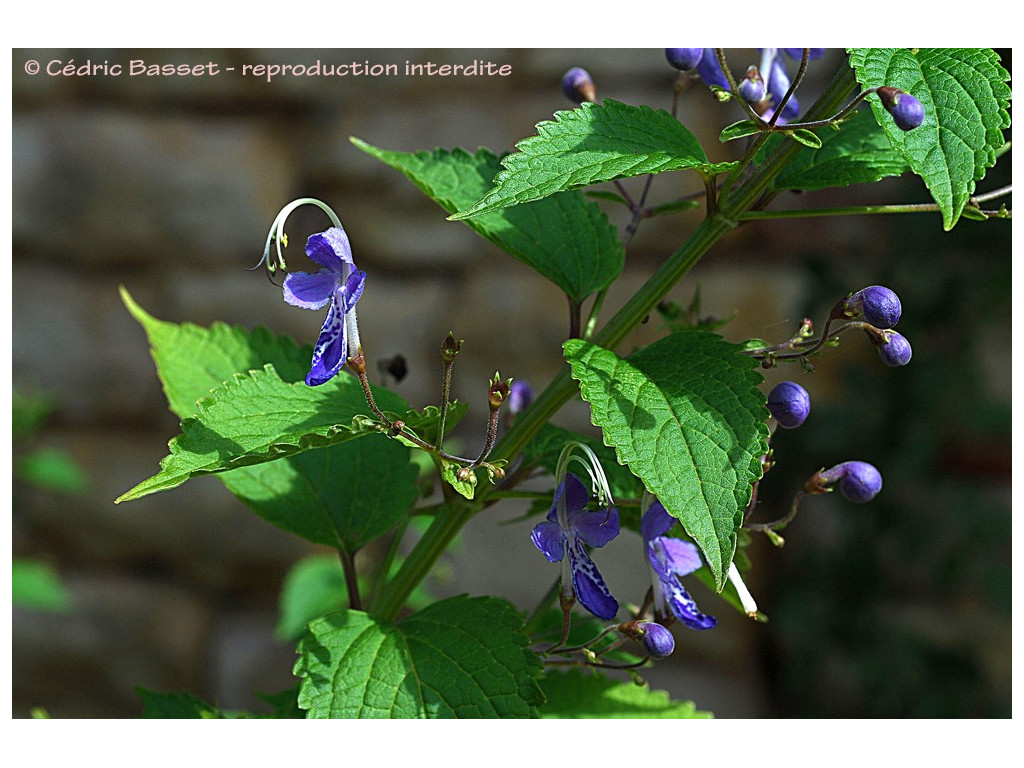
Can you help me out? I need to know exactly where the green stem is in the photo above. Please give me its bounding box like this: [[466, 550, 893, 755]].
[[339, 550, 362, 611], [737, 203, 974, 220], [373, 62, 860, 624]]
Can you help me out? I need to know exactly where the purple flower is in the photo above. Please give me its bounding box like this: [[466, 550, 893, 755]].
[[766, 54, 800, 120], [531, 473, 620, 620], [283, 227, 366, 386], [640, 501, 716, 630]]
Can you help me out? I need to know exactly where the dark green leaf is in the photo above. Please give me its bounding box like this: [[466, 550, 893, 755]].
[[563, 332, 769, 590], [295, 595, 543, 718], [773, 108, 910, 191], [136, 688, 225, 719], [351, 141, 624, 302], [847, 47, 1011, 230], [276, 555, 349, 641], [450, 100, 736, 219], [538, 669, 711, 718]]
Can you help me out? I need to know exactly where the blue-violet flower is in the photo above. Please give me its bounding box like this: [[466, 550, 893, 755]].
[[562, 67, 596, 103], [283, 227, 366, 386], [531, 473, 620, 620], [767, 381, 811, 429], [640, 501, 716, 629]]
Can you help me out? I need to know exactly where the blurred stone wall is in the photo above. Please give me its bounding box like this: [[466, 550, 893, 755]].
[[12, 48, 1011, 718]]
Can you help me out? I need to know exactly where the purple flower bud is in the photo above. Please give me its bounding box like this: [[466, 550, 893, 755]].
[[665, 48, 704, 72], [817, 461, 883, 503], [767, 381, 811, 429], [695, 48, 729, 91], [845, 285, 902, 329], [875, 330, 913, 367], [738, 66, 766, 103], [561, 67, 596, 104], [509, 380, 533, 415], [639, 622, 675, 659], [877, 86, 925, 131]]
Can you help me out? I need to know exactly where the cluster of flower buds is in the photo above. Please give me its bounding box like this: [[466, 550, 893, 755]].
[[838, 285, 913, 367]]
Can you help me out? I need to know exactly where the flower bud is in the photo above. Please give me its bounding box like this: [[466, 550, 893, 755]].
[[488, 373, 512, 411], [767, 381, 811, 429], [873, 330, 913, 367], [561, 67, 596, 103], [808, 461, 882, 503], [441, 331, 464, 363], [618, 620, 675, 659], [509, 380, 533, 415], [665, 48, 704, 72], [639, 622, 675, 659], [844, 285, 902, 329], [738, 66, 766, 103], [877, 87, 925, 131]]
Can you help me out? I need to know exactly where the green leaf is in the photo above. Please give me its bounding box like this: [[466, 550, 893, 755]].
[[787, 128, 823, 149], [12, 558, 72, 611], [773, 108, 910, 191], [538, 669, 711, 718], [449, 100, 736, 219], [276, 555, 349, 641], [116, 364, 416, 503], [16, 449, 88, 494], [294, 595, 542, 718], [563, 331, 769, 590], [351, 141, 624, 302], [136, 688, 225, 719], [719, 119, 763, 143], [120, 289, 426, 551], [847, 47, 1011, 230]]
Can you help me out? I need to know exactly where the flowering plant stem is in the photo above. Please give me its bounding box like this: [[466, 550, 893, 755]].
[[370, 62, 859, 625]]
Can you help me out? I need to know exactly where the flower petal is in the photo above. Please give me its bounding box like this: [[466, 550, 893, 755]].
[[571, 507, 619, 549], [530, 520, 564, 563], [567, 535, 618, 620], [339, 268, 366, 312], [658, 537, 704, 577], [283, 269, 338, 310], [545, 473, 589, 526], [640, 500, 675, 542], [305, 227, 353, 274], [662, 575, 716, 630], [306, 301, 347, 386]]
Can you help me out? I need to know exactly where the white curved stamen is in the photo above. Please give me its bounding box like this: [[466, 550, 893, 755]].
[[728, 562, 758, 618]]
